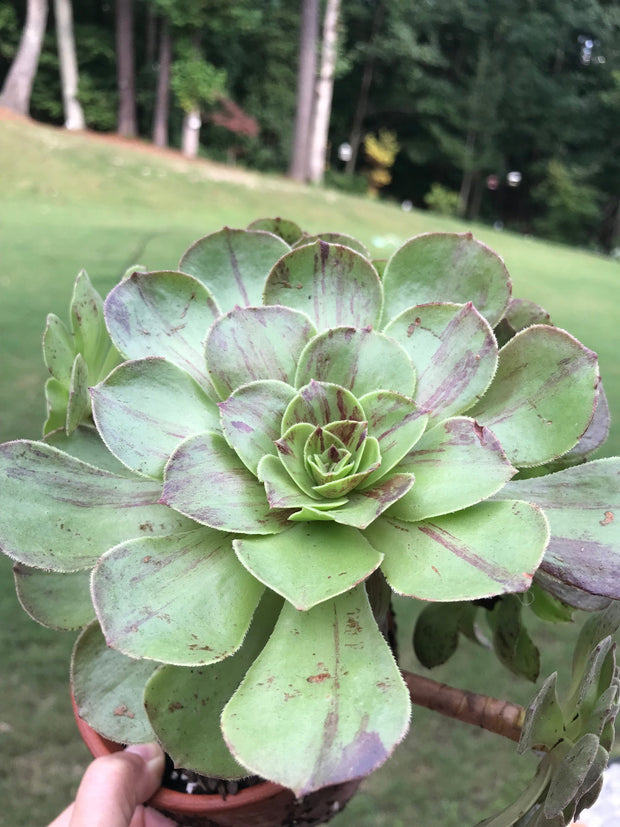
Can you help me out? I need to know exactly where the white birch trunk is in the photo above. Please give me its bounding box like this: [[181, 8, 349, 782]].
[[307, 0, 341, 185], [0, 0, 49, 115], [181, 108, 201, 158], [288, 0, 319, 181], [53, 0, 85, 130]]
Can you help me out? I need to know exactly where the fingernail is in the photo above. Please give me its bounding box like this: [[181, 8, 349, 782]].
[[125, 741, 165, 772]]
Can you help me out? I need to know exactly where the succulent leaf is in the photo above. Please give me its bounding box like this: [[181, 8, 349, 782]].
[[13, 563, 95, 630], [219, 380, 297, 475], [413, 602, 468, 668], [71, 621, 158, 743], [0, 440, 191, 571], [494, 297, 552, 348], [264, 241, 383, 331], [543, 733, 602, 818], [144, 589, 284, 778], [43, 272, 120, 435], [104, 270, 219, 393], [534, 569, 611, 612], [92, 528, 265, 665], [71, 270, 112, 377], [233, 522, 383, 610], [499, 459, 620, 599], [43, 313, 74, 385], [66, 353, 91, 436], [389, 417, 516, 522], [289, 473, 415, 529], [292, 231, 371, 257], [281, 380, 364, 433], [561, 382, 611, 463], [247, 216, 303, 245], [572, 601, 620, 680], [487, 595, 540, 682], [221, 585, 410, 796], [382, 232, 511, 327], [517, 673, 565, 755], [371, 500, 549, 601], [44, 424, 135, 475], [43, 376, 70, 435], [295, 326, 416, 398], [205, 305, 316, 399], [355, 392, 428, 487], [384, 302, 498, 423], [527, 583, 574, 624], [470, 326, 599, 467], [179, 227, 290, 310], [267, 426, 326, 500], [91, 358, 220, 479], [258, 452, 349, 511], [162, 432, 290, 534]]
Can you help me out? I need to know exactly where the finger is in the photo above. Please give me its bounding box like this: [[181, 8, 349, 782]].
[[48, 802, 74, 827], [68, 743, 165, 827], [129, 804, 178, 827]]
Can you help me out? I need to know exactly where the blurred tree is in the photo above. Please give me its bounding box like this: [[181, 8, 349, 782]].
[[53, 0, 84, 129], [0, 0, 48, 115], [151, 17, 171, 146], [115, 0, 137, 136], [289, 0, 319, 181], [307, 0, 341, 184], [170, 43, 226, 157]]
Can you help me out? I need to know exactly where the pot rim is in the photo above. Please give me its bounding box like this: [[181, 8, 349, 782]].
[[71, 694, 287, 815]]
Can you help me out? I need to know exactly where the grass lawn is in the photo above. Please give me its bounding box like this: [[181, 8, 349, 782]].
[[0, 113, 618, 826]]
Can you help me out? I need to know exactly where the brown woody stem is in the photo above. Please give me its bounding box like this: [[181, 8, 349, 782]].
[[402, 670, 525, 744]]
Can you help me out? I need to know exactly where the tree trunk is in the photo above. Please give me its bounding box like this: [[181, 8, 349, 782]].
[[468, 171, 484, 220], [307, 0, 341, 185], [458, 131, 477, 217], [53, 0, 85, 130], [152, 20, 172, 148], [181, 108, 201, 158], [0, 0, 48, 115], [345, 1, 384, 175], [115, 0, 137, 137], [289, 0, 319, 182], [145, 4, 157, 68]]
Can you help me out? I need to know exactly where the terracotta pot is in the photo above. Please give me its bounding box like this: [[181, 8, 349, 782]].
[[72, 697, 361, 827]]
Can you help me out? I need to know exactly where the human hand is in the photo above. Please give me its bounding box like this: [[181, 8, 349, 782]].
[[48, 742, 177, 827]]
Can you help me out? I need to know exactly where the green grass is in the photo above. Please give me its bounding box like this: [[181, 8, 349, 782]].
[[0, 115, 618, 826]]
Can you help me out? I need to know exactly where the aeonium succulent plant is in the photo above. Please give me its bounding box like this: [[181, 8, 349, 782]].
[[1, 218, 619, 803]]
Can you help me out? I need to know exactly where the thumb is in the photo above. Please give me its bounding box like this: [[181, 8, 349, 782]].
[[69, 743, 165, 827]]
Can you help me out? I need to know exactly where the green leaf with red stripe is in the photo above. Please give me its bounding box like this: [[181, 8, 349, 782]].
[[367, 500, 549, 601]]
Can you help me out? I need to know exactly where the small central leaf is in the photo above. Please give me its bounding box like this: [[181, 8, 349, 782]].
[[308, 444, 354, 484]]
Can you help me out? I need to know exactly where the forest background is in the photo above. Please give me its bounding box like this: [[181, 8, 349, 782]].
[[3, 0, 620, 253]]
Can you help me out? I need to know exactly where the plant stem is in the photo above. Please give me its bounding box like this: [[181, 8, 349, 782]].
[[402, 670, 525, 744]]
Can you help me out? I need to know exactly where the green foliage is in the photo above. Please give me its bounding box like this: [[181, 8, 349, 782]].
[[323, 169, 369, 195], [424, 182, 460, 216], [0, 1, 19, 60], [532, 160, 603, 246], [170, 56, 226, 114], [364, 129, 399, 194]]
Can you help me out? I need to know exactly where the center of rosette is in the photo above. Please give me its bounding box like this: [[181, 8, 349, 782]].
[[308, 443, 354, 485]]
